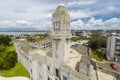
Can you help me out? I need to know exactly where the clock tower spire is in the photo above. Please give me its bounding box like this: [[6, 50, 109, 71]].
[[52, 5, 71, 75]]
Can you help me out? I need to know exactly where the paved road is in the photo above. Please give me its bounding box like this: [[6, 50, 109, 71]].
[[96, 61, 120, 80]]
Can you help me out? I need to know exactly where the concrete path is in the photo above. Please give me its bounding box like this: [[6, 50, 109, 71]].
[[0, 76, 29, 80]]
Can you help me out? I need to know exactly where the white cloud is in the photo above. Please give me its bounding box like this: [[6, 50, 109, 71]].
[[0, 0, 119, 30], [70, 10, 92, 19], [87, 18, 104, 27], [105, 17, 120, 29], [0, 20, 51, 30], [67, 0, 97, 6], [71, 17, 120, 30], [107, 6, 119, 12], [71, 19, 85, 30], [0, 17, 119, 31]]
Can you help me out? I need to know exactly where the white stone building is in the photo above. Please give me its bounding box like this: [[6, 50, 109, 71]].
[[29, 5, 90, 80], [14, 5, 116, 80], [107, 36, 120, 62]]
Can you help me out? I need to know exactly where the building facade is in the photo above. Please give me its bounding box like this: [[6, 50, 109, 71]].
[[29, 5, 90, 80], [14, 4, 116, 80], [107, 36, 120, 63]]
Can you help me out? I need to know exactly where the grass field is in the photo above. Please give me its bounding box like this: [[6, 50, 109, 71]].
[[0, 63, 29, 77], [6, 44, 15, 52]]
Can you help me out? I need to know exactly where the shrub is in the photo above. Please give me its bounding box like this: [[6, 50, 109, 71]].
[[0, 45, 6, 52]]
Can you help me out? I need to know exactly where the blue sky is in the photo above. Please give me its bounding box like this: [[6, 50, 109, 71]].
[[0, 0, 120, 30]]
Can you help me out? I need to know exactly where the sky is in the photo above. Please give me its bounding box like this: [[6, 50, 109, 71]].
[[0, 0, 120, 30]]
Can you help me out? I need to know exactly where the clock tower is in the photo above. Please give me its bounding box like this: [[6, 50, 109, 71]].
[[52, 4, 71, 77]]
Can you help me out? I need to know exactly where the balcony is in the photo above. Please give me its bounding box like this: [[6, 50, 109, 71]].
[[52, 32, 71, 39]]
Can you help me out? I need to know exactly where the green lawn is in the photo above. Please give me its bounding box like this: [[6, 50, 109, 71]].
[[5, 44, 15, 52], [0, 63, 29, 77]]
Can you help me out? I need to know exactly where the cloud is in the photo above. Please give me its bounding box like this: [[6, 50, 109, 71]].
[[107, 6, 119, 12], [67, 0, 120, 20], [71, 17, 120, 30], [87, 18, 104, 27], [0, 0, 56, 20], [0, 20, 50, 30], [67, 0, 97, 6], [1, 17, 119, 31], [0, 0, 119, 30], [69, 10, 92, 19], [105, 17, 120, 29], [71, 19, 85, 30]]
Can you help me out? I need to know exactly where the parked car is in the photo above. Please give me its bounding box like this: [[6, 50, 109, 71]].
[[111, 63, 117, 70]]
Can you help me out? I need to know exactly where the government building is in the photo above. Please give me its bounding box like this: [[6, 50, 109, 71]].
[[14, 4, 116, 80], [29, 4, 89, 80]]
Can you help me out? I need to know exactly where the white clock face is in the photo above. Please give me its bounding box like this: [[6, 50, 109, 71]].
[[54, 21, 60, 30]]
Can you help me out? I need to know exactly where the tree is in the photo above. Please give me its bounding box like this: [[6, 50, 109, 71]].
[[0, 45, 6, 52], [88, 32, 107, 51], [0, 51, 17, 70], [71, 36, 88, 42], [0, 35, 17, 70], [75, 32, 82, 36], [71, 37, 78, 42], [99, 36, 107, 48], [88, 39, 100, 51], [0, 35, 11, 45]]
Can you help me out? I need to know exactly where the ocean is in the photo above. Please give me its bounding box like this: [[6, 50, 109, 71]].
[[0, 31, 46, 36]]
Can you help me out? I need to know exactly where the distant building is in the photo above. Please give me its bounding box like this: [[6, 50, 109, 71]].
[[98, 32, 107, 37], [107, 36, 120, 63], [81, 31, 91, 38]]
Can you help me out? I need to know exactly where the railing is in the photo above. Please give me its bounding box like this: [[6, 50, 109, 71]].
[[52, 31, 71, 39]]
